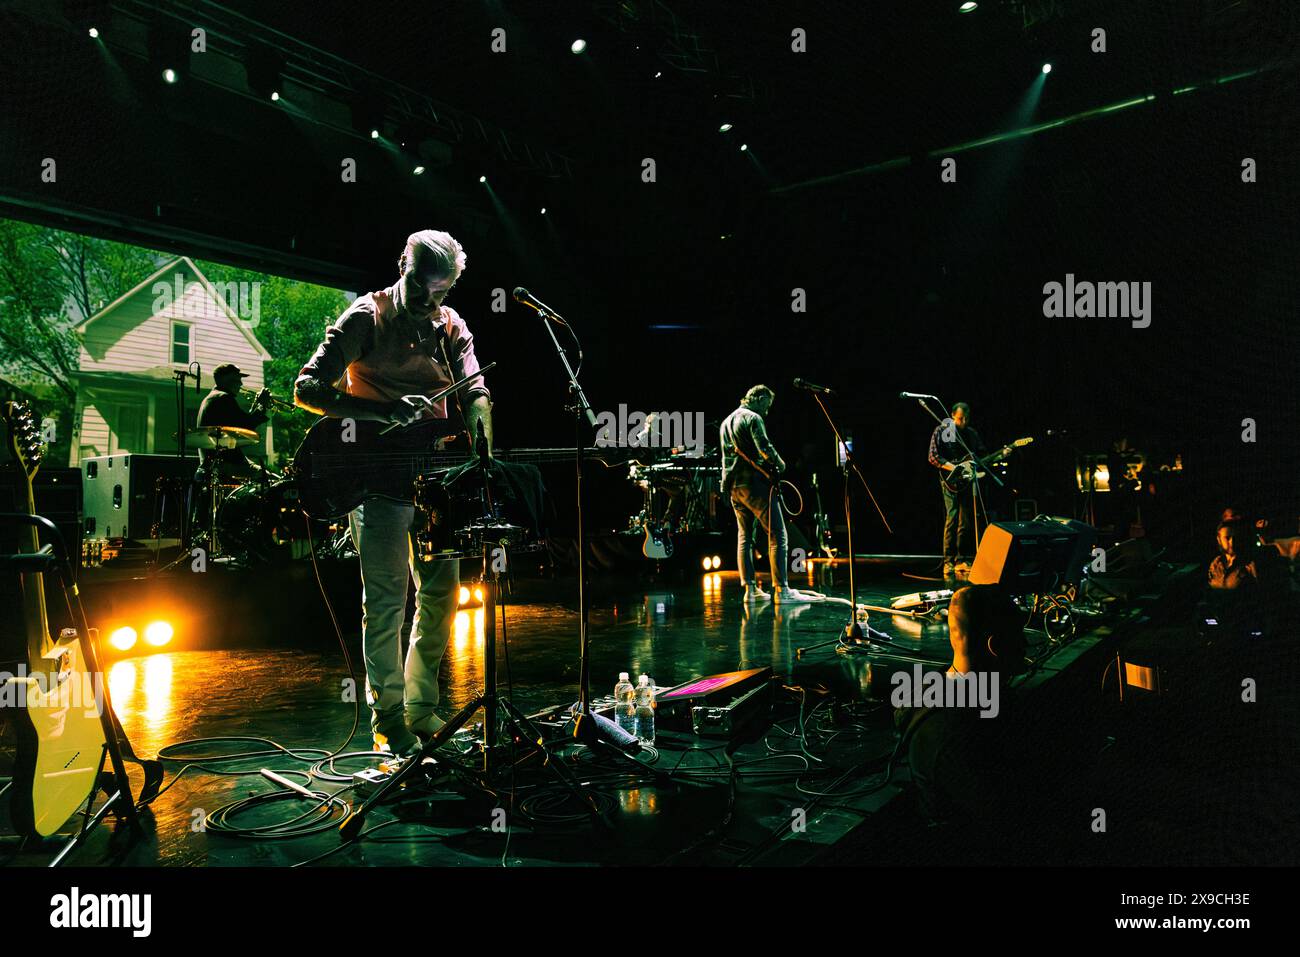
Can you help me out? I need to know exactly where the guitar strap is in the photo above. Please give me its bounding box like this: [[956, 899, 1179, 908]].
[[721, 412, 771, 485]]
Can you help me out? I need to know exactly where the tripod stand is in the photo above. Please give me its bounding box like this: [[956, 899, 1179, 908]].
[[338, 434, 602, 841]]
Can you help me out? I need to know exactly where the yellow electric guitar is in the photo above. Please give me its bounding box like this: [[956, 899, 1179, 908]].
[[3, 401, 111, 838]]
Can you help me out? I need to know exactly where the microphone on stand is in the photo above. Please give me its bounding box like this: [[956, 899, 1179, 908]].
[[513, 286, 566, 323], [793, 378, 836, 396], [192, 362, 202, 395], [899, 391, 939, 400]]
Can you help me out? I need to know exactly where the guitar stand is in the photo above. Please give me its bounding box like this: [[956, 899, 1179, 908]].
[[1, 514, 161, 865]]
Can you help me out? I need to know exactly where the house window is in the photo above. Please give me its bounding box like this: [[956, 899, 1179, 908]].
[[171, 321, 192, 364]]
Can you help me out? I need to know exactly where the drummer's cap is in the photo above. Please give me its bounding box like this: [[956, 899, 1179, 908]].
[[213, 363, 246, 380]]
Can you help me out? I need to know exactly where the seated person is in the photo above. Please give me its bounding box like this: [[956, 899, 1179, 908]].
[[894, 585, 1029, 827], [1208, 521, 1258, 590]]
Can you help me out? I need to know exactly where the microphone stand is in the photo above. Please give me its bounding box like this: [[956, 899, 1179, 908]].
[[518, 294, 603, 746], [798, 389, 896, 654]]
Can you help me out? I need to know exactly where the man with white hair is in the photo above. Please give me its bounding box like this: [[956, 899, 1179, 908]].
[[295, 230, 492, 756]]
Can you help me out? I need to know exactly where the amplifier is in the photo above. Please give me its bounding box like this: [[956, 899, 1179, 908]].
[[82, 453, 195, 541], [32, 468, 83, 575]]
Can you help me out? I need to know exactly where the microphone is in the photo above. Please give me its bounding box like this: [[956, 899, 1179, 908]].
[[899, 391, 938, 400], [572, 709, 641, 753], [193, 362, 202, 395], [793, 378, 836, 396], [513, 286, 563, 321]]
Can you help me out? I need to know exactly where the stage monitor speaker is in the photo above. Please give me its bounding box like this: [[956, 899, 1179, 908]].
[[969, 518, 1096, 593], [82, 453, 195, 541]]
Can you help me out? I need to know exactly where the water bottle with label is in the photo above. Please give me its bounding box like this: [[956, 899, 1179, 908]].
[[614, 672, 636, 736], [634, 674, 656, 746]]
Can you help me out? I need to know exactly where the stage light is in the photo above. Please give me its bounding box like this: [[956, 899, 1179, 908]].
[[144, 621, 173, 647], [109, 626, 137, 651], [1042, 63, 1052, 74], [88, 27, 99, 38], [270, 91, 280, 102], [712, 555, 722, 568], [473, 586, 484, 603], [702, 557, 711, 571], [245, 43, 286, 103], [413, 165, 425, 175], [654, 71, 662, 78], [571, 39, 587, 54], [458, 586, 470, 605], [370, 128, 380, 139], [959, 2, 978, 12], [162, 67, 178, 84], [740, 143, 748, 151], [540, 207, 547, 214], [479, 174, 487, 183], [719, 122, 733, 132]]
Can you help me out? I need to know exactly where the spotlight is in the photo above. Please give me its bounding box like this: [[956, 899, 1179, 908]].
[[88, 27, 99, 38], [654, 71, 662, 78], [162, 68, 177, 84], [473, 586, 484, 603], [712, 555, 722, 569], [413, 165, 425, 175], [702, 557, 711, 571], [109, 626, 137, 651], [740, 143, 748, 151], [959, 1, 978, 11], [479, 174, 487, 183], [719, 122, 733, 132], [458, 586, 470, 605], [370, 129, 380, 139], [245, 43, 286, 102], [148, 22, 189, 85], [571, 39, 587, 54], [1042, 62, 1052, 74], [540, 207, 547, 214], [144, 621, 173, 647]]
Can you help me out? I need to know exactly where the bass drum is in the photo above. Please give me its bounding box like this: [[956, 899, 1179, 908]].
[[217, 479, 313, 562]]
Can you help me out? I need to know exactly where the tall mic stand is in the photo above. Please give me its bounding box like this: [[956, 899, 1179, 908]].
[[520, 294, 605, 746], [796, 391, 896, 656]]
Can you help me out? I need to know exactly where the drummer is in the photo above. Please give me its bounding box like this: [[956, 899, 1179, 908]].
[[196, 363, 270, 479]]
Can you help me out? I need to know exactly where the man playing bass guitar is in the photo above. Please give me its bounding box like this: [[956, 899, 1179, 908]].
[[295, 229, 492, 757]]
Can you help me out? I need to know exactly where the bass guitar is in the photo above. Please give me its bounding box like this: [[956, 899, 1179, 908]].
[[942, 437, 1034, 493]]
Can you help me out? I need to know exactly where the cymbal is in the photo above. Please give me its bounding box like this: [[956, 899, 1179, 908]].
[[185, 425, 259, 450]]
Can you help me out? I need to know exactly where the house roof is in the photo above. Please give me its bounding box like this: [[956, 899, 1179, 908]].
[[75, 256, 272, 361]]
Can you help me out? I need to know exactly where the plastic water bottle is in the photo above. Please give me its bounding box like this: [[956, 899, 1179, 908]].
[[614, 672, 636, 736], [634, 674, 656, 746]]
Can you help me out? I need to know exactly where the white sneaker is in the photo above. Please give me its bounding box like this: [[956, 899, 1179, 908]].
[[744, 583, 772, 603], [774, 587, 824, 605]]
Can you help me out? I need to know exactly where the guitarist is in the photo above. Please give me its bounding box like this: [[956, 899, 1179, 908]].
[[294, 229, 492, 757], [720, 385, 818, 605], [928, 401, 987, 579]]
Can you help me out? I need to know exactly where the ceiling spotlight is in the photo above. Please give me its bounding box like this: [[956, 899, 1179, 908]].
[[571, 39, 587, 54], [245, 42, 286, 102], [370, 128, 380, 139], [654, 71, 662, 78], [959, 1, 978, 11], [719, 122, 733, 132], [740, 143, 748, 151], [162, 68, 178, 84], [1042, 62, 1052, 74], [270, 90, 280, 101], [479, 174, 487, 183], [540, 207, 547, 214], [88, 27, 100, 38], [413, 165, 425, 175]]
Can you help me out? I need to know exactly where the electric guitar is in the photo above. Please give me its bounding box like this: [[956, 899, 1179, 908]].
[[941, 437, 1034, 493], [2, 402, 107, 838]]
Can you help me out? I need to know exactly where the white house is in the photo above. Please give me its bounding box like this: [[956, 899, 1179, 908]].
[[70, 256, 273, 466]]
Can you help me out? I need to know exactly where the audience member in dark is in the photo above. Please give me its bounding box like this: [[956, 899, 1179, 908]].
[[1208, 522, 1258, 590], [894, 585, 1029, 826]]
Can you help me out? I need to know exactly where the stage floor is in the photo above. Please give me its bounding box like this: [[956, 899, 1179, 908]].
[[7, 557, 1262, 867]]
